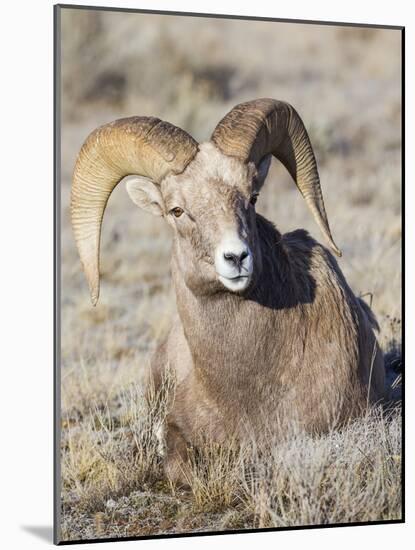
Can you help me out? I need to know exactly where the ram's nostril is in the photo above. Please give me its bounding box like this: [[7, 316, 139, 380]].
[[223, 250, 249, 266], [223, 252, 238, 264]]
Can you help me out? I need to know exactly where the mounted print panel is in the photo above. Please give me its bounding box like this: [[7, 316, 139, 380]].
[[54, 5, 403, 544]]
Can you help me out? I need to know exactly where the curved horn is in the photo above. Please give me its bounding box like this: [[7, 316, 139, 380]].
[[71, 116, 198, 305], [211, 98, 341, 256]]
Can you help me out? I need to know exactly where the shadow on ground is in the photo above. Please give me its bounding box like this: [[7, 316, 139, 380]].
[[21, 525, 53, 543]]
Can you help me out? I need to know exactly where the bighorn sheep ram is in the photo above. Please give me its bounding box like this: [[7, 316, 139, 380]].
[[72, 98, 385, 484]]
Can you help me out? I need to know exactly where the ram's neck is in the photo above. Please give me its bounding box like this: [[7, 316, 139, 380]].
[[170, 216, 317, 407]]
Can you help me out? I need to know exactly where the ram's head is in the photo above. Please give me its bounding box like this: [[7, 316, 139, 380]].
[[71, 99, 340, 304]]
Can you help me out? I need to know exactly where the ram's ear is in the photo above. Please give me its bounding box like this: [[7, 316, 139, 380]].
[[255, 154, 272, 189], [126, 176, 164, 217]]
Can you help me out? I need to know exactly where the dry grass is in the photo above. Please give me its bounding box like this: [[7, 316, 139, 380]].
[[58, 7, 402, 542], [60, 363, 401, 540]]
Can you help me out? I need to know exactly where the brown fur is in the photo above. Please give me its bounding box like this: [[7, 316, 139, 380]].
[[131, 143, 385, 485]]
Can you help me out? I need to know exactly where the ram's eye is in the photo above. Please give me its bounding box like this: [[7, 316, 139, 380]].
[[171, 207, 184, 218], [250, 194, 258, 206]]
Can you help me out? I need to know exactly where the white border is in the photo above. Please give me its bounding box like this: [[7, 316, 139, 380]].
[[1, 1, 411, 548]]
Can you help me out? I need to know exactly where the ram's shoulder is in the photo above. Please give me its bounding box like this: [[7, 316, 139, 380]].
[[281, 229, 335, 268], [281, 229, 353, 299]]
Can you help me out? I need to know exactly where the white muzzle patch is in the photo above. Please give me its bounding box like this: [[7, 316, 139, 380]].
[[215, 232, 253, 292]]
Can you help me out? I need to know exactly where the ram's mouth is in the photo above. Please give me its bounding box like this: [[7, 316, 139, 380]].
[[223, 274, 249, 281], [217, 273, 251, 292]]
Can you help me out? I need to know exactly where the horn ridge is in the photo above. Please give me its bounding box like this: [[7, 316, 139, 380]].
[[211, 98, 341, 257], [71, 116, 198, 305]]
